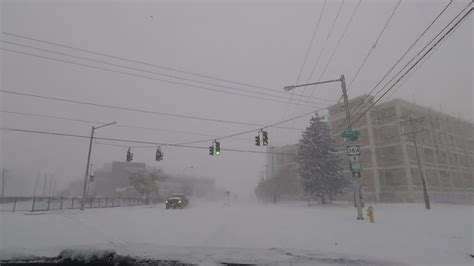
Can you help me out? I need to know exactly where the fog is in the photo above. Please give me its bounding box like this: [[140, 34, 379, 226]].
[[1, 0, 472, 198]]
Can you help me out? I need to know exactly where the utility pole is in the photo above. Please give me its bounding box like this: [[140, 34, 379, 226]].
[[271, 147, 277, 204], [48, 175, 54, 196], [42, 172, 48, 197], [33, 171, 40, 197], [1, 168, 5, 199], [81, 122, 116, 210], [400, 116, 431, 210], [340, 75, 364, 220], [283, 75, 364, 220]]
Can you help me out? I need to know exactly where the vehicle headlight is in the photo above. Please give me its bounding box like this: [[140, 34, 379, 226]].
[[178, 200, 182, 203]]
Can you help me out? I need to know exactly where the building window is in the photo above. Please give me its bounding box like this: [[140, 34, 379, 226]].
[[436, 149, 448, 164], [407, 145, 417, 163], [425, 169, 439, 187], [410, 168, 421, 186], [438, 170, 451, 187], [375, 125, 400, 145], [423, 148, 435, 163], [377, 146, 403, 166], [372, 106, 397, 125], [462, 172, 473, 188], [384, 168, 407, 186]]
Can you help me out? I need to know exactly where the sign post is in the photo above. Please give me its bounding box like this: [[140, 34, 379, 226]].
[[342, 130, 363, 218]]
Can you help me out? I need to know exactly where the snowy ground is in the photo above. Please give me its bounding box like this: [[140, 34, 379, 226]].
[[0, 200, 472, 265]]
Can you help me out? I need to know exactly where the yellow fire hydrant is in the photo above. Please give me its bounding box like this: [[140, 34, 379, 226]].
[[367, 206, 375, 223]]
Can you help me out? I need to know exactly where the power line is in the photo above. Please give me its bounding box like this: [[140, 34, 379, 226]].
[[0, 127, 297, 156], [350, 0, 458, 115], [280, 0, 329, 124], [2, 31, 333, 102], [1, 90, 306, 131], [346, 0, 401, 90], [309, 0, 362, 97], [1, 48, 323, 108], [0, 110, 247, 139], [306, 0, 346, 84], [347, 6, 473, 130], [1, 40, 331, 106], [383, 2, 463, 103], [284, 0, 345, 120], [294, 0, 328, 86]]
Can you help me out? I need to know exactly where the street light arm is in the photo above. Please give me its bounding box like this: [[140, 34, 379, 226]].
[[283, 78, 342, 91], [95, 121, 117, 130]]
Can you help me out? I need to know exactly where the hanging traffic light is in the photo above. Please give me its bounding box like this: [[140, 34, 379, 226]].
[[155, 147, 163, 161], [126, 147, 134, 162], [262, 130, 269, 146], [215, 141, 221, 155], [255, 135, 261, 146], [209, 145, 214, 156]]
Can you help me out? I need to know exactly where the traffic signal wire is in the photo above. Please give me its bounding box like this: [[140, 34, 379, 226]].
[[2, 31, 333, 103], [0, 127, 298, 156], [0, 89, 305, 131], [173, 104, 330, 146]]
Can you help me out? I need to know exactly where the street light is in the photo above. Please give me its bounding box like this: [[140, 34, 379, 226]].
[[80, 121, 116, 210]]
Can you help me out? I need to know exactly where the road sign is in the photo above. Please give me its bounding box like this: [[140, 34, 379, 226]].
[[347, 145, 361, 156], [341, 130, 360, 138], [351, 162, 362, 173]]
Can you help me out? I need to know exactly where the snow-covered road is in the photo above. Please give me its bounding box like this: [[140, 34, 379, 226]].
[[1, 201, 472, 265]]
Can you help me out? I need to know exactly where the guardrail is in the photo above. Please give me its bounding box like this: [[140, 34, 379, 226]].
[[0, 196, 148, 213]]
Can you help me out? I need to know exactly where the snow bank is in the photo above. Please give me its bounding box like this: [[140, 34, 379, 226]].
[[0, 201, 472, 265]]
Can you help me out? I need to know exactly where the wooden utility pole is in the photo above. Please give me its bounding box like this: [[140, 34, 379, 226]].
[[42, 173, 48, 197], [33, 171, 40, 197], [1, 168, 5, 199], [340, 75, 364, 220], [400, 116, 431, 210]]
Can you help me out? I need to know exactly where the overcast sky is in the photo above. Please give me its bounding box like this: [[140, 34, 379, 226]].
[[1, 0, 472, 197]]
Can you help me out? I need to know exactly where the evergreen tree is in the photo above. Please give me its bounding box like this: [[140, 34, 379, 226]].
[[297, 113, 346, 203]]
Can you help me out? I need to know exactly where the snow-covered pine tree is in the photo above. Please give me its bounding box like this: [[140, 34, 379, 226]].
[[297, 113, 346, 203]]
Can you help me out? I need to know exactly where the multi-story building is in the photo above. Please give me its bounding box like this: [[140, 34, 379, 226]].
[[266, 144, 303, 199], [266, 96, 474, 203]]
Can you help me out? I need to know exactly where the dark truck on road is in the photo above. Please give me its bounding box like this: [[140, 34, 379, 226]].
[[164, 194, 189, 209]]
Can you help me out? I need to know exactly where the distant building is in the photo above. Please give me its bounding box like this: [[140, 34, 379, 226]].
[[266, 97, 474, 203], [92, 161, 146, 197], [90, 161, 216, 199]]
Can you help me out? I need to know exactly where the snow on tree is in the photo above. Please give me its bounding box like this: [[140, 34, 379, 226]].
[[129, 169, 161, 203], [297, 113, 346, 204]]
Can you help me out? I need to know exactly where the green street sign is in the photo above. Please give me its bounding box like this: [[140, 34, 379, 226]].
[[351, 162, 362, 172], [341, 130, 360, 138]]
